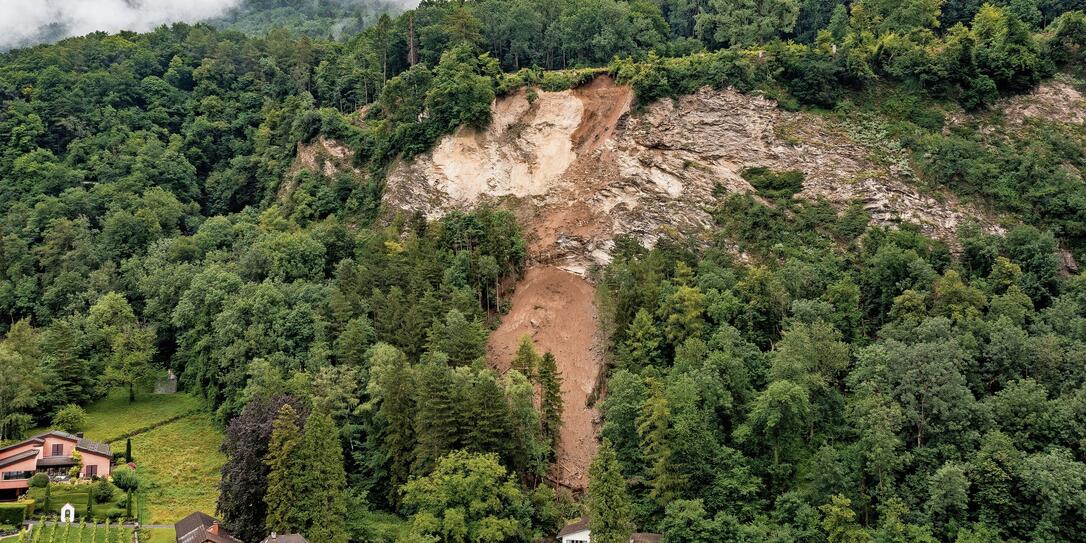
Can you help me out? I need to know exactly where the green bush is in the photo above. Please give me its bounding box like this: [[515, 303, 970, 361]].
[[741, 167, 806, 199], [1048, 10, 1086, 67], [28, 473, 49, 488], [0, 503, 27, 526], [51, 404, 87, 434], [93, 479, 115, 502]]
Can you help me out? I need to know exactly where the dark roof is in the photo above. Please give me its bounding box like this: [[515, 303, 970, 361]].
[[175, 512, 243, 543], [29, 430, 113, 457], [36, 456, 78, 467], [0, 431, 111, 460], [175, 511, 218, 535], [0, 449, 38, 468], [0, 437, 43, 455], [35, 430, 112, 456], [259, 535, 309, 543], [630, 534, 662, 543], [76, 436, 111, 456], [556, 517, 590, 537]]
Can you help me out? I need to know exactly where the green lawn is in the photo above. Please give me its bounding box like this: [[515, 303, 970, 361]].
[[141, 527, 174, 543], [26, 482, 127, 521], [130, 414, 224, 524], [66, 389, 203, 444]]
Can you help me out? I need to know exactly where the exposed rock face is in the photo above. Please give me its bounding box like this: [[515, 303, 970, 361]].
[[280, 136, 363, 201], [997, 79, 1086, 126], [384, 76, 1000, 273]]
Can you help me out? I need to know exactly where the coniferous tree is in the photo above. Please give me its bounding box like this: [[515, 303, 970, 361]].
[[264, 404, 304, 535], [538, 351, 564, 456], [510, 335, 540, 380], [620, 308, 663, 371], [587, 440, 634, 543], [84, 486, 94, 521], [371, 344, 415, 508], [505, 369, 547, 482], [296, 408, 349, 543], [638, 382, 684, 508], [463, 367, 514, 461], [411, 362, 459, 476], [220, 395, 306, 543]]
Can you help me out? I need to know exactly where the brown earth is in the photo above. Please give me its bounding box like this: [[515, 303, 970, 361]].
[[487, 267, 604, 491]]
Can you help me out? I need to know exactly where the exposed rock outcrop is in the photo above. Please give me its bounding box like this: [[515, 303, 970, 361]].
[[384, 76, 1001, 273]]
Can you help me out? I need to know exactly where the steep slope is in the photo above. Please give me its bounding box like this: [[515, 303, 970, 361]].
[[384, 76, 1002, 274], [384, 76, 1011, 488], [486, 267, 604, 490]]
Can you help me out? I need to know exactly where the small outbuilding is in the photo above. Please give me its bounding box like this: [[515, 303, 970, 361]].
[[556, 517, 590, 543], [554, 517, 662, 543]]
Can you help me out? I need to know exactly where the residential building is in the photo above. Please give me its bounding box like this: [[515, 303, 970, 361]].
[[0, 430, 113, 500], [174, 512, 244, 543], [556, 517, 590, 543], [555, 518, 662, 543]]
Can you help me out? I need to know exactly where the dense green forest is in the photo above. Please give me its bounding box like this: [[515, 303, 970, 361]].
[[1, 0, 1085, 541]]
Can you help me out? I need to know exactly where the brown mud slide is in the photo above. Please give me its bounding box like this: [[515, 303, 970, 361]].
[[487, 267, 605, 491]]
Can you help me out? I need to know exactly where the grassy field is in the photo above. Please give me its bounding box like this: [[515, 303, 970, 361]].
[[63, 389, 203, 444], [141, 528, 174, 543], [130, 414, 224, 524]]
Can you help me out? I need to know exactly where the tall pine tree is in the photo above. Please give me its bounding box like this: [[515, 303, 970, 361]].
[[538, 351, 564, 457], [505, 369, 547, 482], [412, 361, 459, 476], [296, 408, 349, 543], [638, 381, 684, 508], [370, 344, 415, 509], [587, 440, 635, 543], [619, 308, 663, 372], [264, 404, 304, 535]]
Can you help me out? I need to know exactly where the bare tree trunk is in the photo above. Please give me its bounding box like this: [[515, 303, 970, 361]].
[[407, 14, 418, 67]]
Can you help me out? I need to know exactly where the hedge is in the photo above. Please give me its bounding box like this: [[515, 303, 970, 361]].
[[0, 500, 32, 525]]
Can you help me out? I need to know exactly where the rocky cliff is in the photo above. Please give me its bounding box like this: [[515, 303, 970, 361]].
[[383, 75, 1005, 274]]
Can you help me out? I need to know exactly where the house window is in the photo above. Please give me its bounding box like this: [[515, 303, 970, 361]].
[[51, 444, 64, 456], [2, 471, 34, 480], [85, 465, 97, 478]]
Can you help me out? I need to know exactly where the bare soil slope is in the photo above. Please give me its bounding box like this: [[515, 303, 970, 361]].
[[487, 267, 604, 490]]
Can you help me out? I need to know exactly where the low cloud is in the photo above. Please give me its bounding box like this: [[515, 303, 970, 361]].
[[0, 0, 243, 50]]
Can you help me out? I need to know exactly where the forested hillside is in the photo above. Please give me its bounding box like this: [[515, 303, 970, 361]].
[[1, 0, 1085, 541]]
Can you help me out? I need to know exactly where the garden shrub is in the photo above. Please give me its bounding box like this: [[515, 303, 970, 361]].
[[0, 503, 27, 526]]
